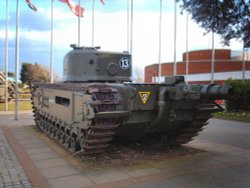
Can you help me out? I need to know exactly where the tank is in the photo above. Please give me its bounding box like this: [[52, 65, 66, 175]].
[[0, 72, 16, 102], [31, 45, 233, 155]]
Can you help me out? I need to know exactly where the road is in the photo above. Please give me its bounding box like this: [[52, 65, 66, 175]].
[[122, 118, 250, 188], [1, 112, 250, 188], [198, 118, 250, 150]]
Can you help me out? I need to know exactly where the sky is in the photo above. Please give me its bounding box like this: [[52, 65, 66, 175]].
[[0, 0, 247, 81]]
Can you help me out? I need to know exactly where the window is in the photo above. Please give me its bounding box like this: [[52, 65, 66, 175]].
[[55, 96, 70, 107]]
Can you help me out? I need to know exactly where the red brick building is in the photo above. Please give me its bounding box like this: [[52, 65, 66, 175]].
[[145, 49, 250, 84]]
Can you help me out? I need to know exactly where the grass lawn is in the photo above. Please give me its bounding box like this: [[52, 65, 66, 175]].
[[214, 111, 250, 122], [0, 100, 32, 111]]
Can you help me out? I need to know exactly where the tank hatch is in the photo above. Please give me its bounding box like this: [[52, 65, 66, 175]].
[[63, 45, 132, 82]]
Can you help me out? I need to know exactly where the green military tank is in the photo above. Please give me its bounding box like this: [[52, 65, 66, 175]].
[[31, 45, 233, 155]]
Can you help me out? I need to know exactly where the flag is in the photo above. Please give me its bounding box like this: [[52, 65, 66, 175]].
[[25, 0, 38, 11], [100, 0, 105, 5], [59, 0, 84, 17]]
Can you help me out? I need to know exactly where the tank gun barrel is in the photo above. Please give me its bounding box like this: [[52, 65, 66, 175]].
[[200, 84, 233, 100]]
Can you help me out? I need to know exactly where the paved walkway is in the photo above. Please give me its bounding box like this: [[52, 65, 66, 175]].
[[0, 111, 250, 188], [0, 128, 32, 187]]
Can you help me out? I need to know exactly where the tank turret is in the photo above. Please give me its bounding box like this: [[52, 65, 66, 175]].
[[63, 45, 132, 82]]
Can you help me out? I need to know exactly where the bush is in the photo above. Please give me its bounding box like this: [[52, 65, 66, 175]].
[[18, 83, 24, 89], [225, 79, 250, 111]]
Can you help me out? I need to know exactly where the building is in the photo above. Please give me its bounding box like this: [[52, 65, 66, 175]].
[[145, 49, 250, 84]]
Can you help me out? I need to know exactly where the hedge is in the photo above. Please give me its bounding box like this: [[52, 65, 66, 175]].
[[225, 79, 250, 111]]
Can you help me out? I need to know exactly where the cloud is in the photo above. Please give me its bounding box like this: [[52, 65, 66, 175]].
[[0, 1, 245, 81], [20, 10, 51, 31]]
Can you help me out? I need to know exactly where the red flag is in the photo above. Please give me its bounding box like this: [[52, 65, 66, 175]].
[[100, 0, 105, 5], [59, 0, 84, 17], [25, 0, 38, 11]]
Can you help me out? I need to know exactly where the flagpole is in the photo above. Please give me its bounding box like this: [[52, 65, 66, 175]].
[[242, 42, 246, 81], [127, 0, 129, 51], [130, 0, 133, 54], [15, 0, 20, 120], [92, 0, 95, 46], [211, 32, 215, 84], [158, 0, 162, 83], [50, 0, 54, 83], [5, 0, 9, 111], [173, 0, 177, 76], [78, 0, 81, 46], [185, 12, 189, 84]]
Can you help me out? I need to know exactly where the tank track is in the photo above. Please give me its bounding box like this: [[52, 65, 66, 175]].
[[167, 102, 220, 146], [31, 82, 222, 154], [32, 83, 124, 156]]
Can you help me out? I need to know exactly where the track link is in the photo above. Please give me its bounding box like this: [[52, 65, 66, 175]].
[[168, 102, 221, 146]]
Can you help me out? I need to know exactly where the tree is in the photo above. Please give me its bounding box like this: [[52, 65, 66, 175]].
[[178, 0, 250, 47], [31, 63, 50, 83], [20, 63, 50, 86], [20, 63, 32, 83], [7, 72, 15, 77]]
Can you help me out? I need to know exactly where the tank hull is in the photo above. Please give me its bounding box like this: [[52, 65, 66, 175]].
[[31, 81, 224, 155]]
